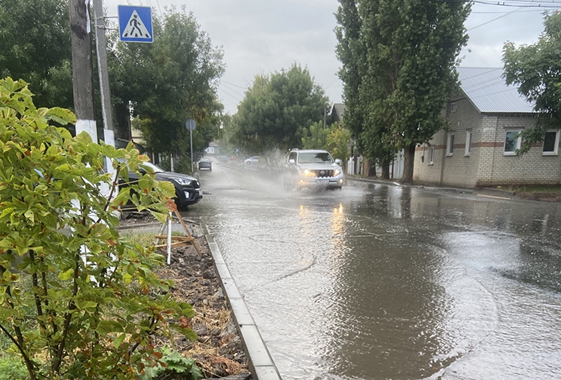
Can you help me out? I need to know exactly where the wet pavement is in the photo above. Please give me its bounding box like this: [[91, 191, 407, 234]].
[[186, 160, 561, 380]]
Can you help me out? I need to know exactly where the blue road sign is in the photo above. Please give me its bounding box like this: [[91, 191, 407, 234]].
[[118, 5, 153, 43]]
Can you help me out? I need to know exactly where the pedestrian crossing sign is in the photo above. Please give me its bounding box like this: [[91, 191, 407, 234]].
[[118, 5, 153, 43]]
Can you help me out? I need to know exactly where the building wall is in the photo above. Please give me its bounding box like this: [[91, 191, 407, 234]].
[[477, 115, 561, 186], [414, 94, 483, 188], [414, 93, 561, 188]]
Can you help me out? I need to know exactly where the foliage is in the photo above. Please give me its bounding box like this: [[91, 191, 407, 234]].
[[301, 121, 330, 149], [0, 78, 197, 380], [301, 121, 351, 165], [0, 355, 27, 380], [325, 123, 351, 164], [503, 12, 561, 153], [139, 346, 203, 380], [0, 0, 73, 109], [231, 64, 329, 153], [158, 155, 194, 175], [109, 6, 225, 157], [335, 0, 471, 181]]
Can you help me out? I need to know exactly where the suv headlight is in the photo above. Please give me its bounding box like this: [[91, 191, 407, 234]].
[[334, 169, 341, 176], [174, 178, 192, 186]]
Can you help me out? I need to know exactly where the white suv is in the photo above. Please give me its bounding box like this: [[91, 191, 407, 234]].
[[284, 149, 344, 190]]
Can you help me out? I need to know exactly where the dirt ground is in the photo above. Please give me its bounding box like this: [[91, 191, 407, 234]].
[[119, 212, 251, 380], [515, 192, 561, 202]]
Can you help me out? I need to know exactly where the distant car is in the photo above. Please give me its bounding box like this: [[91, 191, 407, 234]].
[[220, 156, 229, 162], [123, 161, 203, 210], [244, 156, 260, 165], [283, 149, 344, 191], [198, 157, 212, 171]]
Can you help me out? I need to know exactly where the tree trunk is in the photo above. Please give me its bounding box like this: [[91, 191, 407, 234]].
[[381, 159, 390, 179], [368, 163, 376, 177], [402, 142, 416, 184]]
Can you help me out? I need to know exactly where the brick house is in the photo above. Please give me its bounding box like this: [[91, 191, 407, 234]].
[[413, 67, 561, 188]]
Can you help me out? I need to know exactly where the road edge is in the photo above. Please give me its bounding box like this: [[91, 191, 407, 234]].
[[203, 225, 283, 380]]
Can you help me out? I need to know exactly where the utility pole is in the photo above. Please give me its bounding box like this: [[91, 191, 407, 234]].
[[93, 0, 115, 148], [69, 0, 97, 140]]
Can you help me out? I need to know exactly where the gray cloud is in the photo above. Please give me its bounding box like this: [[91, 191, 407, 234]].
[[104, 1, 549, 114]]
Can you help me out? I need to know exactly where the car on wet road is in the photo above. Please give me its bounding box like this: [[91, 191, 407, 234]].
[[123, 161, 202, 210], [244, 156, 260, 165], [283, 148, 344, 190], [198, 157, 212, 171]]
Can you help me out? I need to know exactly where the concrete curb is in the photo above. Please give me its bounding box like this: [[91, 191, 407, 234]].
[[203, 226, 282, 380]]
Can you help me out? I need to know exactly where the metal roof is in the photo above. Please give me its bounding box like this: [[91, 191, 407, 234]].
[[457, 67, 535, 114]]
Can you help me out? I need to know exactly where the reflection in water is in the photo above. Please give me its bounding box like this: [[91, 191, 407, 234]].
[[191, 167, 561, 380], [322, 199, 452, 379]]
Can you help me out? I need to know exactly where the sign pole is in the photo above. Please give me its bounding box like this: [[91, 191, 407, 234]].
[[185, 119, 196, 173]]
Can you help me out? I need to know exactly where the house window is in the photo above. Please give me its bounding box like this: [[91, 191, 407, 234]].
[[450, 102, 457, 113], [504, 130, 521, 155], [446, 133, 455, 156], [465, 130, 472, 156], [543, 130, 559, 155], [428, 146, 435, 165]]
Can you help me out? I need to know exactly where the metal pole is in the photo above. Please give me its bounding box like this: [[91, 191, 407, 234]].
[[92, 0, 114, 139], [92, 0, 116, 200], [190, 129, 194, 173]]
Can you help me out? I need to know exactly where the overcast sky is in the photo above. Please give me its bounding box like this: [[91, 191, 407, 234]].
[[103, 0, 551, 114]]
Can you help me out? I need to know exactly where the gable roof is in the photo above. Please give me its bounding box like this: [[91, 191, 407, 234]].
[[331, 103, 346, 122], [457, 67, 535, 114]]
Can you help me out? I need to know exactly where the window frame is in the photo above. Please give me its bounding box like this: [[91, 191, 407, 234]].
[[428, 146, 435, 165], [465, 130, 472, 157], [446, 132, 455, 157], [503, 130, 521, 156], [542, 130, 560, 156]]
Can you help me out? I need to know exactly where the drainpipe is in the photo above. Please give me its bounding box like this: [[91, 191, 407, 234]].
[[490, 116, 499, 186], [439, 131, 447, 186]]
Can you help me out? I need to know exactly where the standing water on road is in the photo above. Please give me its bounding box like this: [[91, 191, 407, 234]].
[[186, 161, 561, 380]]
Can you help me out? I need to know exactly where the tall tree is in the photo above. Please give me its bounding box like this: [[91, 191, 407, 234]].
[[0, 0, 73, 109], [232, 64, 328, 153], [326, 123, 351, 164], [503, 12, 561, 153], [109, 6, 224, 159], [336, 0, 470, 182], [301, 121, 330, 149]]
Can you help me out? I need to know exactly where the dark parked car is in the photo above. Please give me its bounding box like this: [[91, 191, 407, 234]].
[[124, 161, 203, 210], [198, 157, 212, 171]]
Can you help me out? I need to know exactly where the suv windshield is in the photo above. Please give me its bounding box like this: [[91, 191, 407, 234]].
[[298, 152, 333, 164]]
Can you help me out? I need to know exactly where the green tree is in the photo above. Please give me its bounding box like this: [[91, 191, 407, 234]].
[[109, 6, 224, 165], [326, 123, 351, 165], [301, 121, 330, 149], [0, 0, 73, 109], [232, 64, 329, 152], [336, 0, 470, 182], [0, 78, 197, 380], [503, 12, 561, 153]]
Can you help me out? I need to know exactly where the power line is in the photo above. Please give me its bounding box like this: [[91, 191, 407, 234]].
[[473, 0, 561, 8], [469, 6, 525, 30]]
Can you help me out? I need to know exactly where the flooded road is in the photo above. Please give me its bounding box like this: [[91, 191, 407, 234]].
[[187, 161, 561, 380]]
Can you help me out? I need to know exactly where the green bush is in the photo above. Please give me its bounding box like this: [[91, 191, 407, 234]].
[[0, 78, 198, 380], [139, 346, 203, 380], [0, 356, 28, 380]]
